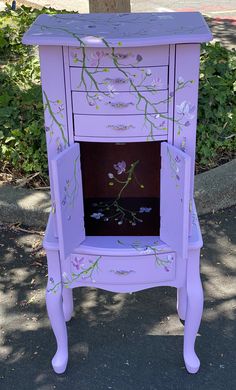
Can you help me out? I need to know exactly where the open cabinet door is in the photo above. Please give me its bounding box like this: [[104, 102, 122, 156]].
[[51, 144, 85, 260], [160, 142, 191, 259]]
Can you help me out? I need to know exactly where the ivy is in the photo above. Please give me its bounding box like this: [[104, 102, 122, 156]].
[[0, 6, 235, 182]]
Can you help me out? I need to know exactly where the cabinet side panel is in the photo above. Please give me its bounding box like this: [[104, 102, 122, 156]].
[[173, 44, 200, 234], [39, 46, 69, 236], [160, 142, 191, 260]]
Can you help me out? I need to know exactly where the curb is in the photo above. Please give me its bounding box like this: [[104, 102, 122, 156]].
[[194, 159, 236, 216], [0, 159, 235, 228]]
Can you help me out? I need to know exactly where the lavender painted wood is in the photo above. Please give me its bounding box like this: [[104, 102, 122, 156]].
[[72, 90, 168, 115], [22, 12, 212, 47], [70, 65, 168, 92], [160, 142, 191, 260], [45, 248, 68, 374], [184, 247, 204, 373], [73, 114, 168, 139], [173, 44, 201, 235], [63, 47, 75, 146], [69, 252, 175, 286], [167, 45, 175, 145], [69, 46, 169, 68], [51, 144, 85, 263], [24, 11, 212, 375], [39, 46, 69, 237]]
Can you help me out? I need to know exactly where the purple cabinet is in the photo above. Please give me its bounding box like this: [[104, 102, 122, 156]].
[[23, 12, 212, 375]]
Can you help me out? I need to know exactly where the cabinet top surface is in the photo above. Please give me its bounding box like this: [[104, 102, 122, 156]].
[[22, 12, 212, 47]]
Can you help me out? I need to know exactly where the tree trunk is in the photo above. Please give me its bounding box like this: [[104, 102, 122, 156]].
[[89, 0, 131, 13]]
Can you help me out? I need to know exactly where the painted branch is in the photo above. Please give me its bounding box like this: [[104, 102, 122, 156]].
[[89, 0, 131, 13]]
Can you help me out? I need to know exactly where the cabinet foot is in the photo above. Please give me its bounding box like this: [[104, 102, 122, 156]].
[[52, 349, 68, 374], [45, 249, 69, 374], [183, 248, 203, 374], [184, 351, 200, 374]]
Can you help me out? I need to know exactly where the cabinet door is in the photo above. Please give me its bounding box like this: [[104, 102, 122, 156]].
[[51, 143, 85, 259], [160, 142, 191, 259]]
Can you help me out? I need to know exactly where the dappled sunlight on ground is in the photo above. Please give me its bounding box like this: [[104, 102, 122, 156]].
[[0, 206, 235, 388]]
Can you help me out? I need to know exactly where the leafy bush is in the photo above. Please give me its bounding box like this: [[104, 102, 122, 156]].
[[198, 42, 236, 169], [0, 5, 68, 181], [0, 5, 235, 183]]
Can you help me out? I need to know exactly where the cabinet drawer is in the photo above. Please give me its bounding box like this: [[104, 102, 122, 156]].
[[69, 46, 169, 68], [70, 66, 168, 92], [69, 252, 175, 286], [72, 90, 168, 115], [74, 114, 168, 138]]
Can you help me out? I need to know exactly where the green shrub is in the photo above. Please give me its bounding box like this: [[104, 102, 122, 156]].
[[198, 42, 236, 169], [0, 5, 67, 181], [0, 6, 235, 182]]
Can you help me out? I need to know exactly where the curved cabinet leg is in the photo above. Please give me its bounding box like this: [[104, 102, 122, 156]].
[[177, 285, 187, 321], [184, 248, 203, 374], [46, 249, 68, 374], [62, 287, 74, 322]]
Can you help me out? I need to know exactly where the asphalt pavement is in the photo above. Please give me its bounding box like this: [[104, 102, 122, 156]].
[[0, 206, 235, 389]]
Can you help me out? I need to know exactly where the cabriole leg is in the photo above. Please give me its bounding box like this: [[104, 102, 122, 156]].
[[62, 287, 74, 322], [46, 249, 68, 374], [177, 285, 187, 321], [183, 248, 203, 374]]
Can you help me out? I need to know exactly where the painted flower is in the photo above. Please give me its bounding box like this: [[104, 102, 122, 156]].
[[91, 212, 104, 220], [146, 68, 152, 76], [108, 173, 114, 179], [56, 137, 63, 153], [107, 84, 118, 98], [90, 50, 105, 66], [95, 94, 104, 101], [177, 76, 184, 85], [88, 100, 96, 106], [139, 207, 152, 213], [71, 257, 85, 271], [176, 101, 195, 120], [151, 77, 162, 88], [114, 161, 126, 175], [136, 54, 143, 63], [61, 195, 66, 206]]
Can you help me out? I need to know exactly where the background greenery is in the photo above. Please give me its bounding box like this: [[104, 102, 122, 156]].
[[0, 5, 235, 185]]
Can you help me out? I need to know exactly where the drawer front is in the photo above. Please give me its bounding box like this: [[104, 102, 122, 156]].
[[72, 90, 168, 115], [69, 252, 175, 286], [74, 114, 168, 138], [70, 66, 168, 92], [69, 46, 169, 68]]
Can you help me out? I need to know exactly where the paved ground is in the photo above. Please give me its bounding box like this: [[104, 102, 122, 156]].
[[0, 206, 235, 390]]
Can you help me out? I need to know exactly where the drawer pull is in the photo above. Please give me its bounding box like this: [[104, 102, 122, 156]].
[[107, 124, 135, 131], [106, 101, 134, 109], [110, 269, 135, 276], [103, 77, 128, 85]]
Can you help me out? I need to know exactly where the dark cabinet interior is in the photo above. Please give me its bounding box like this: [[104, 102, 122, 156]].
[[80, 141, 161, 236]]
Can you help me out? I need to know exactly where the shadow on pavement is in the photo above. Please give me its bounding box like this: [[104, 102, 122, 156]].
[[0, 206, 235, 390], [206, 17, 236, 49]]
